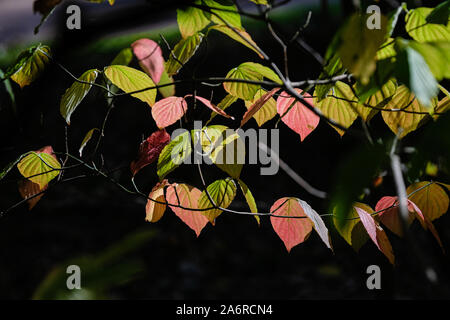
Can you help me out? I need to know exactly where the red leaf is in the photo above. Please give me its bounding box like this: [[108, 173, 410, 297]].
[[18, 179, 47, 210], [131, 38, 165, 84], [270, 197, 313, 252], [355, 206, 395, 264], [241, 87, 280, 127], [276, 89, 320, 141], [130, 129, 170, 176], [145, 179, 170, 222], [185, 95, 234, 120], [151, 96, 187, 128], [166, 183, 209, 237]]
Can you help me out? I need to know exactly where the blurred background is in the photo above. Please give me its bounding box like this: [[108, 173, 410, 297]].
[[0, 0, 449, 299]]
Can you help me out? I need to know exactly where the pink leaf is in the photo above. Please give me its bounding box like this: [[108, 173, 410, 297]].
[[131, 38, 165, 84], [151, 96, 187, 128], [185, 95, 234, 120], [130, 129, 170, 176], [276, 89, 320, 141], [166, 183, 209, 237], [241, 87, 280, 127], [355, 206, 395, 264], [270, 197, 313, 252]]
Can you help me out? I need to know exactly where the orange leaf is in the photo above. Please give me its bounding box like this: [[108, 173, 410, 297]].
[[277, 89, 320, 141], [18, 179, 47, 210], [166, 183, 209, 237], [145, 180, 170, 222], [151, 96, 187, 128], [270, 197, 313, 252]]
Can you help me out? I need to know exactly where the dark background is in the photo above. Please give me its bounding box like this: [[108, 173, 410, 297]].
[[0, 0, 449, 299]]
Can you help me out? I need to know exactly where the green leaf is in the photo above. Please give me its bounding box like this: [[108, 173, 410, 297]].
[[195, 125, 244, 178], [376, 38, 396, 60], [177, 1, 210, 38], [104, 65, 157, 106], [313, 81, 359, 136], [8, 44, 51, 88], [203, 0, 241, 28], [394, 39, 439, 107], [157, 70, 175, 98], [60, 69, 99, 125], [224, 62, 280, 100], [244, 88, 277, 126], [408, 41, 450, 80], [17, 148, 61, 189], [338, 13, 388, 84], [207, 94, 238, 124], [381, 85, 434, 138], [198, 177, 237, 223], [165, 33, 204, 76], [157, 131, 192, 180], [209, 25, 264, 58], [111, 48, 133, 66], [358, 79, 397, 122], [237, 179, 260, 225], [79, 128, 99, 157], [315, 54, 345, 101], [333, 203, 370, 252], [405, 7, 450, 42]]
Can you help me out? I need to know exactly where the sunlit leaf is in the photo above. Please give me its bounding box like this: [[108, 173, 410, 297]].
[[8, 44, 51, 88], [270, 197, 313, 252], [208, 94, 238, 124], [405, 7, 450, 42], [237, 179, 260, 226], [203, 0, 241, 28], [166, 183, 209, 237], [131, 38, 165, 84], [177, 1, 210, 38], [198, 178, 237, 224], [17, 146, 61, 189], [104, 65, 157, 106], [277, 89, 320, 141], [151, 96, 187, 128], [185, 95, 234, 119], [165, 33, 204, 76], [145, 180, 170, 222], [298, 199, 332, 251], [79, 128, 99, 157], [313, 81, 359, 136], [157, 131, 192, 180], [381, 85, 434, 138], [224, 62, 280, 100], [407, 182, 449, 221], [375, 196, 415, 237], [60, 69, 99, 124], [244, 89, 278, 127]]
